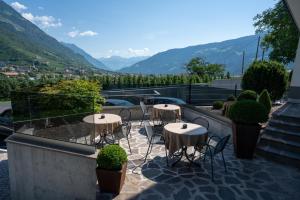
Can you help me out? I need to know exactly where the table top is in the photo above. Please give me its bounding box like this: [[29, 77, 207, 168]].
[[164, 122, 207, 136], [153, 104, 180, 111], [83, 113, 122, 125]]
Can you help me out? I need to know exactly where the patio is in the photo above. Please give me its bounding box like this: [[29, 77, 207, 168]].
[[96, 121, 300, 200], [1, 121, 300, 200]]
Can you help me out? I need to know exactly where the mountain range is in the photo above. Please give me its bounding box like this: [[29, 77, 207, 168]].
[[98, 56, 149, 71], [0, 0, 101, 72], [120, 34, 270, 75], [61, 42, 109, 70]]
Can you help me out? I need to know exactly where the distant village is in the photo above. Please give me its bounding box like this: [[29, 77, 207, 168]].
[[0, 61, 107, 79]]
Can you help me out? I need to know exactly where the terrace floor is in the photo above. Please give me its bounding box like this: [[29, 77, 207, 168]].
[[1, 121, 300, 200]]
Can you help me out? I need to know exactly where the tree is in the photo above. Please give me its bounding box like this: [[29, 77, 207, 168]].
[[242, 61, 288, 100], [254, 1, 299, 64], [186, 57, 225, 79]]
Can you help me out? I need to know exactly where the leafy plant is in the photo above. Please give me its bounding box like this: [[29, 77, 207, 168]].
[[212, 101, 224, 110], [96, 145, 127, 170], [258, 89, 272, 114], [242, 60, 288, 100], [228, 100, 269, 124], [237, 90, 257, 101], [40, 80, 104, 113], [227, 95, 236, 101], [254, 1, 299, 64]]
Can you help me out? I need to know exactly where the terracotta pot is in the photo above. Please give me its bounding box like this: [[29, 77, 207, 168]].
[[232, 122, 261, 159], [96, 162, 127, 194]]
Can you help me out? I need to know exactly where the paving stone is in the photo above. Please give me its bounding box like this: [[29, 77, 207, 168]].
[[198, 186, 215, 193], [142, 194, 163, 200], [195, 195, 206, 200], [244, 189, 258, 200], [165, 177, 182, 184], [204, 193, 221, 200], [142, 168, 161, 179], [183, 180, 194, 188], [224, 176, 241, 184], [259, 192, 274, 200], [253, 171, 272, 181], [218, 186, 236, 200], [192, 178, 209, 185], [173, 187, 191, 200], [230, 185, 242, 195], [154, 174, 172, 182], [154, 184, 174, 198]]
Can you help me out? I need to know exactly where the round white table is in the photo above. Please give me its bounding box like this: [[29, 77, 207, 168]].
[[164, 122, 208, 166], [152, 104, 181, 120], [83, 113, 122, 137]]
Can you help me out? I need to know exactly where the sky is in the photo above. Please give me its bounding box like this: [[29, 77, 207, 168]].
[[4, 0, 277, 58]]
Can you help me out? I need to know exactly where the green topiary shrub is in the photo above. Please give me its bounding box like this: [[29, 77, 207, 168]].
[[213, 101, 224, 110], [227, 95, 236, 101], [242, 61, 288, 100], [237, 90, 257, 101], [228, 100, 269, 124], [258, 89, 272, 114], [96, 145, 127, 170]]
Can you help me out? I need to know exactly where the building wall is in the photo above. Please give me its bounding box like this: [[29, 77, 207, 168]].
[[7, 135, 97, 200]]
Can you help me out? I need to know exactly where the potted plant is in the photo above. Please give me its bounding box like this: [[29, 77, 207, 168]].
[[96, 144, 128, 194], [228, 100, 269, 159]]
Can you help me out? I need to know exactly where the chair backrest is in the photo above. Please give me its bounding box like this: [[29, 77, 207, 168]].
[[213, 135, 230, 155], [119, 108, 131, 122], [140, 101, 147, 114], [192, 116, 209, 130], [144, 121, 154, 140], [122, 121, 132, 136]]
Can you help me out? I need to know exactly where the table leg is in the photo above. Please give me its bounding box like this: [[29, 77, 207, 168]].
[[170, 146, 201, 167]]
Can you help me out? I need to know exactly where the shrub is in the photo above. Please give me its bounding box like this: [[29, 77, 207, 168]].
[[227, 95, 236, 101], [223, 101, 235, 116], [258, 89, 272, 114], [96, 145, 127, 170], [242, 61, 288, 100], [228, 100, 269, 124], [237, 90, 257, 101], [213, 101, 224, 110]]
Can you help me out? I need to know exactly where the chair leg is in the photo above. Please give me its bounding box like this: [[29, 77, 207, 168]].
[[161, 137, 169, 166], [221, 151, 227, 172], [208, 148, 214, 182], [140, 114, 145, 126], [126, 135, 132, 154], [144, 136, 153, 163]]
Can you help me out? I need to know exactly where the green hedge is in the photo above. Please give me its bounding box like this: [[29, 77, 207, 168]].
[[258, 89, 272, 114], [212, 101, 224, 110], [242, 61, 288, 100], [96, 145, 127, 170], [228, 100, 269, 124], [237, 90, 257, 101]]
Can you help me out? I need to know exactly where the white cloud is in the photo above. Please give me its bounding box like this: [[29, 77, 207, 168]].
[[22, 13, 62, 28], [67, 30, 98, 38], [11, 2, 27, 12], [67, 30, 79, 38], [38, 6, 44, 10], [79, 31, 98, 37], [128, 48, 150, 56]]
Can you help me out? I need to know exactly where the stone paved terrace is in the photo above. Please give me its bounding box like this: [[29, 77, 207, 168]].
[[1, 121, 300, 200]]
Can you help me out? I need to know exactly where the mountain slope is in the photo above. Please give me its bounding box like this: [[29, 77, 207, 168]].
[[61, 42, 109, 70], [99, 56, 149, 71], [0, 1, 94, 71], [120, 34, 269, 75]]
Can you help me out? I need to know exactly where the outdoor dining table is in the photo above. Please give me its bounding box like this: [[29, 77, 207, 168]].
[[164, 122, 208, 166], [83, 113, 122, 145], [152, 104, 181, 120]]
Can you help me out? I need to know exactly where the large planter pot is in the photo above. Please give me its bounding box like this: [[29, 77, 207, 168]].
[[232, 122, 261, 159], [96, 162, 127, 194]]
